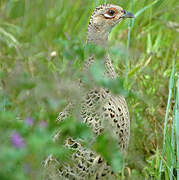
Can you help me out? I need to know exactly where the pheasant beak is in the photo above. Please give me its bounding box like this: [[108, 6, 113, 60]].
[[122, 10, 135, 18]]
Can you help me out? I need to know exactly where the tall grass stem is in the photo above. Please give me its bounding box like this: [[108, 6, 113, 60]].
[[159, 58, 175, 179], [175, 74, 179, 180]]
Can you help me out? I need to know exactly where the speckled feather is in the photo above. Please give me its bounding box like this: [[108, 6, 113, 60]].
[[46, 4, 131, 180]]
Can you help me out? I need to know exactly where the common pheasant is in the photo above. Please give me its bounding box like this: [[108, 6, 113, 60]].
[[46, 4, 134, 180]]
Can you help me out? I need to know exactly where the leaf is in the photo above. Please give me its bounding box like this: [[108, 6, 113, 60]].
[[90, 60, 105, 83], [90, 61, 129, 96], [128, 65, 142, 78], [93, 133, 124, 172], [58, 117, 93, 143]]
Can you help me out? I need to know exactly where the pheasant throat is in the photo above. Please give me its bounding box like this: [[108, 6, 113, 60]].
[[87, 23, 110, 47]]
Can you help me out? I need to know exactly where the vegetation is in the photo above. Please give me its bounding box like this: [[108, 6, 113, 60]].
[[0, 0, 178, 179]]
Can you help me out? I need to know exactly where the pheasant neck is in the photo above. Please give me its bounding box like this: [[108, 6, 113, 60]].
[[86, 24, 117, 79], [104, 53, 117, 79], [87, 24, 109, 47]]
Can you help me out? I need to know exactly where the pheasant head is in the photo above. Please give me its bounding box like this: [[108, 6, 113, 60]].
[[87, 4, 134, 45]]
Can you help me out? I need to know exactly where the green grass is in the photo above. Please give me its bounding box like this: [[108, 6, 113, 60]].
[[175, 75, 179, 180], [0, 0, 179, 179]]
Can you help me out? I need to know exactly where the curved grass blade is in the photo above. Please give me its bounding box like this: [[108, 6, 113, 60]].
[[159, 57, 175, 179], [175, 74, 179, 180]]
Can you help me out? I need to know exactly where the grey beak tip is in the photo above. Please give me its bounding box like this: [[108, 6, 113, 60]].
[[123, 11, 135, 18]]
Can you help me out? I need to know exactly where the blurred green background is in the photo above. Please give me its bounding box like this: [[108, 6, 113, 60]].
[[0, 0, 178, 179]]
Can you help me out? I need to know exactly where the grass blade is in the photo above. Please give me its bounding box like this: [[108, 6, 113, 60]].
[[175, 74, 179, 180], [134, 0, 158, 18], [159, 57, 175, 179], [0, 27, 20, 47], [125, 0, 134, 81], [126, 0, 158, 80]]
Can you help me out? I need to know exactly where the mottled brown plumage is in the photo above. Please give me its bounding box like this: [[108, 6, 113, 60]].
[[46, 4, 134, 180]]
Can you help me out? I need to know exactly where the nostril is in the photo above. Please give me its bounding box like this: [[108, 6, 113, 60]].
[[123, 10, 126, 14]]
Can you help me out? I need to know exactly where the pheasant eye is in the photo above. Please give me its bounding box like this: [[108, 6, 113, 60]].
[[108, 10, 115, 16], [104, 8, 117, 18]]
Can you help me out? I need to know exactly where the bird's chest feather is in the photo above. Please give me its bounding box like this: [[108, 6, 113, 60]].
[[80, 88, 130, 150]]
